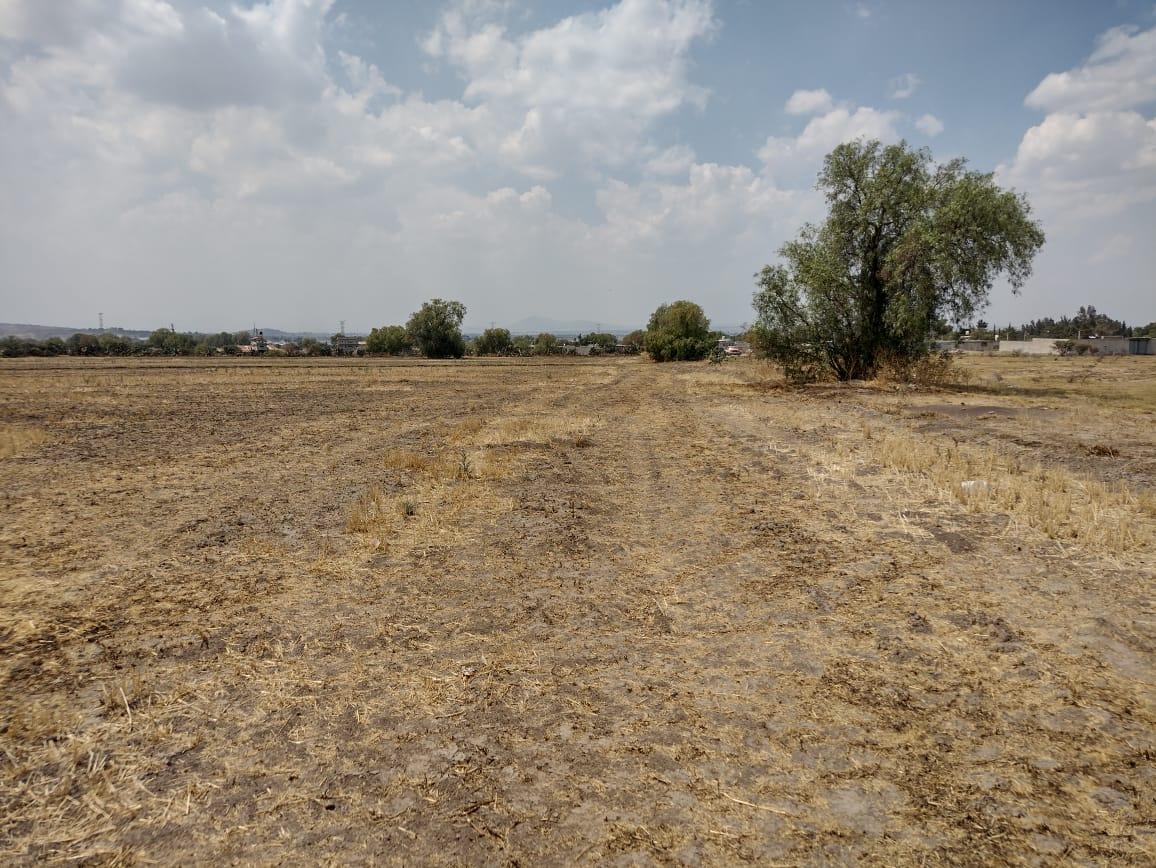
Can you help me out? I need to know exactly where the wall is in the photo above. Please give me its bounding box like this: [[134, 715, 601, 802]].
[[998, 339, 1060, 355]]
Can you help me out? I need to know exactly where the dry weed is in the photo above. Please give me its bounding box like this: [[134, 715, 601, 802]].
[[346, 485, 389, 533], [479, 414, 596, 447], [875, 351, 970, 387], [0, 424, 46, 459], [864, 431, 1155, 551], [384, 449, 433, 473]]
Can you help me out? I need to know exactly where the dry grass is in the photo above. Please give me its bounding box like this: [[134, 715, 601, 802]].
[[0, 424, 45, 459], [958, 353, 1156, 409], [862, 429, 1155, 552], [1, 355, 1153, 865]]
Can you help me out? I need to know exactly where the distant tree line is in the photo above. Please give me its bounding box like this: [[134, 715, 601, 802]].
[[364, 300, 650, 358], [925, 306, 1155, 342], [0, 329, 253, 357], [995, 306, 1153, 340]]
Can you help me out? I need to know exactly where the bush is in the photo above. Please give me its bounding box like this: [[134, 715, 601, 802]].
[[644, 301, 714, 362], [622, 329, 646, 353], [532, 333, 557, 355], [876, 351, 969, 387], [475, 327, 513, 355], [366, 324, 409, 355]]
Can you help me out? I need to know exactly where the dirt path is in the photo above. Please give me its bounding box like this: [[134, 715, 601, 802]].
[[1, 358, 1152, 864]]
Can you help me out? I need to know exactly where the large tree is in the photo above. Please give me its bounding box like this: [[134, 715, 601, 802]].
[[474, 327, 513, 355], [752, 140, 1045, 381], [644, 300, 715, 362], [406, 299, 467, 359], [366, 324, 409, 355]]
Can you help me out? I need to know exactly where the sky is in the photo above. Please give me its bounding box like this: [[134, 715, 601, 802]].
[[0, 0, 1154, 334]]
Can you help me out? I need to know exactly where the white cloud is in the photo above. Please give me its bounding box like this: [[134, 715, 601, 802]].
[[1026, 24, 1156, 113], [1000, 111, 1156, 219], [758, 105, 901, 181], [989, 23, 1156, 326], [1001, 26, 1156, 223], [784, 88, 833, 115], [888, 72, 920, 99], [915, 113, 944, 137], [0, 0, 774, 329], [423, 0, 718, 169], [645, 144, 697, 175], [596, 162, 795, 246]]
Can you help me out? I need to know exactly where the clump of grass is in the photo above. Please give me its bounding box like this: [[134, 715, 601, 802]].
[[454, 449, 476, 480], [384, 449, 432, 473], [449, 418, 485, 440], [0, 424, 46, 459], [347, 485, 388, 533], [398, 498, 417, 518], [1085, 443, 1120, 458]]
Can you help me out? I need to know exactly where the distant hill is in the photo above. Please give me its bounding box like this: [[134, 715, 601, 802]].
[[0, 323, 333, 341], [0, 322, 151, 340]]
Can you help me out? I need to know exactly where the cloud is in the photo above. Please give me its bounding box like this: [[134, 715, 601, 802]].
[[758, 104, 902, 181], [423, 0, 718, 169], [989, 23, 1156, 326], [1026, 24, 1156, 113], [1001, 25, 1156, 223], [644, 143, 697, 175], [888, 72, 920, 99], [0, 0, 780, 329], [784, 88, 833, 115], [1000, 111, 1156, 219], [915, 113, 944, 136]]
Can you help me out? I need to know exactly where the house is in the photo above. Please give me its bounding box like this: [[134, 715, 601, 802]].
[[1129, 336, 1154, 355], [331, 334, 362, 356]]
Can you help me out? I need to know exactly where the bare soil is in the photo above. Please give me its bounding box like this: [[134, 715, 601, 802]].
[[1, 355, 1154, 865]]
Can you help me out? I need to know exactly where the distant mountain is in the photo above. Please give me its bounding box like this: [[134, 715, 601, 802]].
[[0, 322, 335, 341], [0, 322, 151, 340]]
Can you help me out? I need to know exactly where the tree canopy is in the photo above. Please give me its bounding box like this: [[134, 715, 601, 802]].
[[475, 327, 513, 355], [644, 300, 715, 362], [366, 324, 409, 355], [752, 139, 1045, 381], [406, 299, 467, 359], [532, 333, 558, 355], [577, 332, 617, 350]]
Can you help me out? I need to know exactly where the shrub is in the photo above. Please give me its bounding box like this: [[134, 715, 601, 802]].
[[475, 327, 513, 355], [366, 324, 409, 355], [644, 301, 714, 362], [876, 350, 969, 387]]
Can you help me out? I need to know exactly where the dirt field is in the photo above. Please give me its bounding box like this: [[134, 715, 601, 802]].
[[2, 354, 1154, 865]]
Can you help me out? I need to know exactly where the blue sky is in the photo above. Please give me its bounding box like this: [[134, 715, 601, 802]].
[[1, 0, 1154, 332]]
